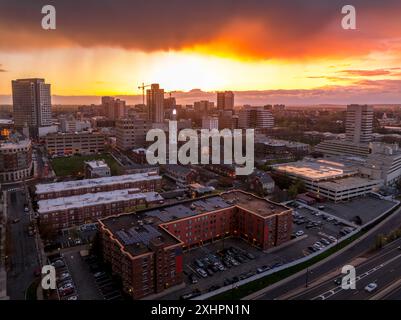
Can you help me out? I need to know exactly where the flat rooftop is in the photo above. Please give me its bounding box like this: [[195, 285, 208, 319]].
[[85, 160, 109, 169], [38, 188, 163, 214], [273, 158, 357, 181], [100, 190, 290, 257], [101, 212, 180, 256], [0, 139, 31, 150], [36, 172, 161, 194], [145, 190, 290, 222], [317, 177, 382, 192]]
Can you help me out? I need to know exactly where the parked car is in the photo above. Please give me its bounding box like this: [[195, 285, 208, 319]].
[[189, 274, 198, 284], [257, 265, 270, 274], [12, 218, 20, 224], [194, 259, 204, 268], [196, 268, 207, 278], [295, 230, 305, 237]]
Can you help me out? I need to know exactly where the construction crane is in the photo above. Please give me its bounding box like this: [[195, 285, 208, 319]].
[[138, 82, 151, 105]]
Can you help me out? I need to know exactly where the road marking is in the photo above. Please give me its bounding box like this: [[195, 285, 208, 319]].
[[311, 253, 401, 300]]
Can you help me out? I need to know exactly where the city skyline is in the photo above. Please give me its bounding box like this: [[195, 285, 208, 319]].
[[2, 1, 401, 104]]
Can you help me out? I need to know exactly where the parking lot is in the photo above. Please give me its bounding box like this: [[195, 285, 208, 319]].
[[58, 223, 99, 249], [309, 195, 396, 225], [160, 204, 354, 300]]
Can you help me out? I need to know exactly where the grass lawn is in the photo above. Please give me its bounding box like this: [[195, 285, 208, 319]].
[[50, 153, 122, 177]]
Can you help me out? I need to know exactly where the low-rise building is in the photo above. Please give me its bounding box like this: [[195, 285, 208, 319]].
[[84, 160, 111, 178], [38, 188, 163, 230], [45, 131, 106, 156], [99, 190, 292, 299], [163, 164, 198, 186], [36, 172, 162, 200]]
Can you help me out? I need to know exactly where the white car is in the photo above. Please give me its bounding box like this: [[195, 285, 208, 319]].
[[295, 230, 305, 237], [364, 283, 378, 293]]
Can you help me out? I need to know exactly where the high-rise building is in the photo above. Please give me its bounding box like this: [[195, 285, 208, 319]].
[[202, 117, 219, 130], [12, 78, 52, 136], [146, 84, 164, 123], [345, 104, 374, 144], [194, 100, 214, 113], [217, 91, 234, 110], [238, 106, 274, 129], [115, 118, 152, 150], [101, 96, 126, 120]]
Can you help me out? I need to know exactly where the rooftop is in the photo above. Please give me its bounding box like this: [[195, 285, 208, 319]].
[[36, 172, 161, 194], [85, 160, 109, 169], [99, 190, 290, 257], [273, 158, 357, 181], [38, 188, 163, 214], [317, 177, 382, 192], [0, 139, 31, 150]]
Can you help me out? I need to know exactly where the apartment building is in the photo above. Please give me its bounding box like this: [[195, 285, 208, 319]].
[[45, 132, 106, 156], [0, 138, 33, 183], [35, 172, 162, 200], [115, 118, 152, 151], [99, 190, 292, 299], [38, 188, 163, 230]]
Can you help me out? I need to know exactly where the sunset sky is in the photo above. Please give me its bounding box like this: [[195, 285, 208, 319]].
[[2, 0, 401, 104]]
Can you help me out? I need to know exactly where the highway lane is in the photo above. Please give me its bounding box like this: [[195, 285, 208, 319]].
[[288, 237, 401, 300], [256, 205, 401, 300]]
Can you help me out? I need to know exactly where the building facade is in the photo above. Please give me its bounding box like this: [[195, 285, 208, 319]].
[[217, 91, 234, 110], [115, 118, 152, 151], [99, 190, 292, 299], [12, 78, 52, 136], [238, 106, 274, 129], [346, 104, 374, 144], [0, 139, 33, 183], [36, 172, 162, 200], [45, 132, 106, 156], [146, 84, 164, 123]]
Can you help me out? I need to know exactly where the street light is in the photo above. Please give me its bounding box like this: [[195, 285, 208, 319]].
[[305, 267, 312, 288]]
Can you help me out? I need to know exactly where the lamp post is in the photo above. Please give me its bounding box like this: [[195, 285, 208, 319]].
[[305, 267, 312, 288]]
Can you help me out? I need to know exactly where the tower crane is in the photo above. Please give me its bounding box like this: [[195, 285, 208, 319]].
[[138, 82, 151, 105]]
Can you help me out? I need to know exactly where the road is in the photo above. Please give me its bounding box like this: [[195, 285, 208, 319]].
[[288, 237, 401, 300], [255, 205, 401, 300], [6, 189, 40, 299]]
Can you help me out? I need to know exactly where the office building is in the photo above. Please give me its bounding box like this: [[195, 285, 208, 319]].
[[217, 91, 234, 110], [346, 104, 374, 144], [194, 100, 214, 113], [202, 117, 219, 130], [238, 106, 274, 129], [12, 78, 52, 136], [272, 158, 382, 202], [44, 131, 106, 156], [99, 190, 292, 299], [115, 118, 152, 150], [146, 84, 164, 123]]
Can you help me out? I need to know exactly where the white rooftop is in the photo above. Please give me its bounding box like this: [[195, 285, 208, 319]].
[[0, 139, 31, 150], [273, 159, 357, 181], [36, 172, 161, 194], [38, 189, 163, 214], [85, 160, 109, 169]]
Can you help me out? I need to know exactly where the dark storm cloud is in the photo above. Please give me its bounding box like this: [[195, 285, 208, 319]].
[[1, 0, 401, 59]]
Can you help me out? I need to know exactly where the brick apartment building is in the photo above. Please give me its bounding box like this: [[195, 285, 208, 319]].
[[36, 172, 162, 200], [99, 190, 292, 299], [38, 189, 163, 230]]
